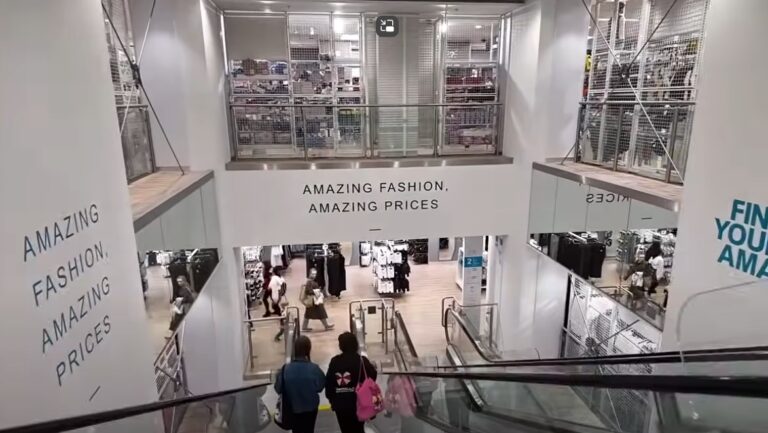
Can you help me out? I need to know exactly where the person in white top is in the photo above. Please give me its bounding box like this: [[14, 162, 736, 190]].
[[270, 267, 288, 342], [268, 266, 287, 315], [644, 242, 665, 293]]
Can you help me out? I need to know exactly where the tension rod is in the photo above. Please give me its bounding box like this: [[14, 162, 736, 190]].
[[101, 2, 185, 175]]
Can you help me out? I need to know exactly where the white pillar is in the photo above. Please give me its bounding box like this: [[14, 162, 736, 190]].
[[461, 237, 485, 329], [0, 0, 159, 429], [489, 0, 589, 352], [661, 0, 768, 350]]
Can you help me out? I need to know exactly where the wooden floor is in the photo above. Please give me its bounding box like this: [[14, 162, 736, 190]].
[[247, 257, 461, 373], [128, 170, 211, 224], [536, 161, 683, 209]]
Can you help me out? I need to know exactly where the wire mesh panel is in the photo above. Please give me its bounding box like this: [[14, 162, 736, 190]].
[[102, 0, 154, 180], [333, 16, 364, 157], [442, 17, 500, 155], [580, 0, 709, 183], [231, 98, 294, 158], [289, 15, 333, 96], [365, 16, 438, 157], [295, 97, 335, 157], [118, 107, 154, 181]]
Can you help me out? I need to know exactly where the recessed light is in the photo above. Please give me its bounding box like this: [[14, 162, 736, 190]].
[[260, 1, 275, 3], [475, 25, 482, 29]]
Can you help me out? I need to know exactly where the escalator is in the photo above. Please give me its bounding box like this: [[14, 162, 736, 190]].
[[3, 336, 768, 433], [4, 303, 768, 433], [432, 303, 768, 433]]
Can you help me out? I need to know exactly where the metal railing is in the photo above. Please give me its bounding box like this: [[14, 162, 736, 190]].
[[348, 298, 395, 354], [243, 306, 300, 371], [441, 296, 498, 351], [576, 100, 695, 184], [230, 102, 502, 160]]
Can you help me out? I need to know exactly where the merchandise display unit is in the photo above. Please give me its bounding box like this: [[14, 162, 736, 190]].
[[225, 12, 505, 159], [440, 18, 500, 155], [227, 13, 365, 159], [371, 240, 411, 296]]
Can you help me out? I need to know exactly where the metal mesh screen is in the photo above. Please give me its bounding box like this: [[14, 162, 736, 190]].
[[581, 0, 709, 182], [563, 275, 657, 433], [442, 17, 499, 155], [102, 0, 154, 180], [364, 16, 438, 156]]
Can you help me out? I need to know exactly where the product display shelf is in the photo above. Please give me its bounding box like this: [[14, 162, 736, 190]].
[[441, 42, 499, 152]]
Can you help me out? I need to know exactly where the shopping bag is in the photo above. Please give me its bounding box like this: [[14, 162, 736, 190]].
[[356, 357, 383, 421], [274, 367, 293, 430], [384, 375, 417, 417]]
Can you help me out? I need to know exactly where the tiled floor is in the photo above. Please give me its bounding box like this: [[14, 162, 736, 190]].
[[144, 265, 174, 356], [247, 257, 462, 373]]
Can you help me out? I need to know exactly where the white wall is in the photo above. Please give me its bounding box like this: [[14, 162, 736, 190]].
[[489, 0, 588, 352], [128, 0, 192, 168], [661, 0, 768, 350], [135, 178, 222, 252], [0, 0, 159, 429], [182, 254, 245, 394]]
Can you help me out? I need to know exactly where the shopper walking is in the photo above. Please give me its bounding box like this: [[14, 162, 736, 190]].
[[275, 336, 325, 433], [301, 268, 334, 331], [326, 332, 378, 433], [271, 266, 289, 341]]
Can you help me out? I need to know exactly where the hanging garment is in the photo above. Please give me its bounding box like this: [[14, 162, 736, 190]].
[[327, 253, 347, 296], [588, 242, 607, 278]]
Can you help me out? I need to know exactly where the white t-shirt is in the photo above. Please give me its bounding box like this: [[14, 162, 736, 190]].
[[649, 256, 665, 280], [269, 275, 286, 303]]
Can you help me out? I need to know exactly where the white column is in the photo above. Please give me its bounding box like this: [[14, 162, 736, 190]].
[[488, 0, 589, 352], [461, 237, 486, 326], [0, 0, 159, 429], [661, 0, 768, 350]]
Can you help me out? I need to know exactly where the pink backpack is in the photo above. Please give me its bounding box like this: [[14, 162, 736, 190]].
[[384, 375, 417, 417], [355, 357, 384, 421]]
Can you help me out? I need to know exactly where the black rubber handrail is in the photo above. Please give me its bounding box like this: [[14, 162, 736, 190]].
[[444, 308, 768, 368], [382, 370, 768, 399], [0, 381, 271, 433]]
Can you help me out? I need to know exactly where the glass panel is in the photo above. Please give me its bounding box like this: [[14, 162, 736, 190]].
[[244, 316, 296, 374], [677, 279, 768, 355], [371, 106, 437, 157], [443, 105, 498, 155]]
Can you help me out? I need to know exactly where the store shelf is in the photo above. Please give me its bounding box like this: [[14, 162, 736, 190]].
[[232, 74, 289, 81]]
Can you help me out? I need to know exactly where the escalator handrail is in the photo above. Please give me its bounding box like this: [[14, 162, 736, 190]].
[[444, 308, 501, 363], [445, 308, 768, 368], [382, 369, 768, 399], [394, 310, 419, 360], [0, 381, 272, 433]]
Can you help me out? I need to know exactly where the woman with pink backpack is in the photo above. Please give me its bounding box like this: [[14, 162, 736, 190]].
[[325, 332, 381, 433]]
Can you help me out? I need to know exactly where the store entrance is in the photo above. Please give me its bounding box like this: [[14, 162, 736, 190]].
[[240, 237, 491, 374]]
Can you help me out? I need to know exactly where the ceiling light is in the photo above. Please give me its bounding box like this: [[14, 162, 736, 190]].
[[475, 25, 482, 29], [260, 1, 275, 3]]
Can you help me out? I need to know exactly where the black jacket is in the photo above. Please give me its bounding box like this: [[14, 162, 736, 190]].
[[325, 353, 377, 412]]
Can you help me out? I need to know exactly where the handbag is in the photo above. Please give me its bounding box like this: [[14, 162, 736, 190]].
[[274, 366, 293, 430], [355, 356, 383, 421]]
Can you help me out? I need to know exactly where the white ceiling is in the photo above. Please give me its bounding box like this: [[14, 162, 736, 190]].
[[215, 0, 521, 16]]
